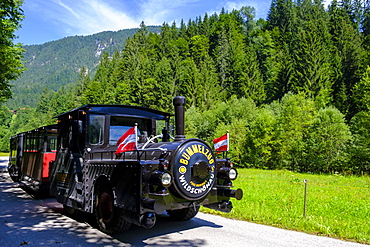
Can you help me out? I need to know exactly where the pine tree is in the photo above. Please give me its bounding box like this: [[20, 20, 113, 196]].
[[158, 23, 174, 58], [363, 1, 370, 70], [179, 19, 188, 39], [251, 24, 280, 103], [352, 66, 370, 111], [289, 0, 334, 105], [114, 34, 146, 105], [266, 0, 297, 101], [189, 34, 210, 63], [81, 51, 116, 104], [196, 57, 222, 110], [35, 88, 56, 115], [267, 0, 295, 36], [152, 57, 175, 111], [214, 27, 232, 93], [213, 9, 265, 102], [329, 0, 366, 118], [74, 66, 90, 105], [175, 57, 199, 107]]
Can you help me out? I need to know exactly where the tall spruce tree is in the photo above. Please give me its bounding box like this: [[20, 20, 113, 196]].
[[266, 0, 297, 101], [329, 0, 366, 118], [214, 27, 232, 93], [267, 0, 295, 37], [289, 0, 334, 105], [214, 9, 265, 102]]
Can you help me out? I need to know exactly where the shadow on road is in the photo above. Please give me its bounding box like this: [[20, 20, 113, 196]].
[[111, 213, 222, 246], [0, 158, 222, 246], [64, 209, 223, 246]]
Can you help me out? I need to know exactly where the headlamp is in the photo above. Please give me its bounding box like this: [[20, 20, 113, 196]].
[[229, 168, 237, 180], [218, 167, 238, 180], [161, 172, 172, 187]]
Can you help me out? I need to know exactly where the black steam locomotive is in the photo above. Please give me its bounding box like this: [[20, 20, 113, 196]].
[[9, 96, 243, 234]]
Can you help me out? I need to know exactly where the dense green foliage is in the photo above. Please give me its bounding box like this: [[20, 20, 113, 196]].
[[0, 0, 25, 104], [186, 93, 354, 174], [2, 0, 370, 174]]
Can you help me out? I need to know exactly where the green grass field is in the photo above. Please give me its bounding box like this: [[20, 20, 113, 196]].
[[201, 169, 370, 244]]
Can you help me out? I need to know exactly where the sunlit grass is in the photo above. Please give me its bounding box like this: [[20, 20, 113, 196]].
[[201, 169, 370, 244]]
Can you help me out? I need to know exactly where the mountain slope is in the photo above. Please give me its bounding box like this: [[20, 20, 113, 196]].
[[6, 26, 161, 109]]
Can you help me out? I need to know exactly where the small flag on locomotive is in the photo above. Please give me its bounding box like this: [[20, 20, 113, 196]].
[[213, 133, 229, 152]]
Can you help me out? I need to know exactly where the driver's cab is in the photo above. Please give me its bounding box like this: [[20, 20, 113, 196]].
[[55, 104, 172, 161], [63, 105, 172, 158], [88, 114, 160, 148]]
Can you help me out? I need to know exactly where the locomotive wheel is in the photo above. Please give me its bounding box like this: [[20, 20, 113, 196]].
[[167, 206, 200, 221], [8, 167, 19, 182], [94, 187, 131, 234]]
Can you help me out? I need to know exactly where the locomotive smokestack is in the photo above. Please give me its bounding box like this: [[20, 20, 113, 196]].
[[173, 96, 186, 141]]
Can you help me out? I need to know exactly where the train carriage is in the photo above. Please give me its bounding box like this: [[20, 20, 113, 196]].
[[8, 124, 58, 196]]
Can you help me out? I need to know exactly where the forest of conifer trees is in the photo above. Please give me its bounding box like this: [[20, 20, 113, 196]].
[[1, 0, 370, 174]]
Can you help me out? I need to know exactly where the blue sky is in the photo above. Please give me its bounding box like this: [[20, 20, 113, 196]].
[[16, 0, 332, 45]]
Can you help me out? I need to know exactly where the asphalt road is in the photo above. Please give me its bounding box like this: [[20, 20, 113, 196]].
[[0, 156, 368, 247]]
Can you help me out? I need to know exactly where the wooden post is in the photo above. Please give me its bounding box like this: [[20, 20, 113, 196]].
[[303, 179, 308, 218]]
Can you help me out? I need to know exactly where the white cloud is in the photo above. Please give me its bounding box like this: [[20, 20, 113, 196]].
[[52, 0, 140, 35], [33, 0, 274, 38], [138, 0, 201, 25], [45, 0, 208, 36], [56, 0, 80, 19], [223, 1, 250, 11]]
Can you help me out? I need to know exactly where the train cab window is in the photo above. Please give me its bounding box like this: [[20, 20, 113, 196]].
[[89, 114, 105, 145], [109, 116, 149, 145]]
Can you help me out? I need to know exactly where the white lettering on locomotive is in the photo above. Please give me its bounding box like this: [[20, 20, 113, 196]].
[[179, 174, 214, 194]]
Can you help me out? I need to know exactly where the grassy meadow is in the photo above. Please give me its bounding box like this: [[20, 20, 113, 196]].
[[201, 169, 370, 244]]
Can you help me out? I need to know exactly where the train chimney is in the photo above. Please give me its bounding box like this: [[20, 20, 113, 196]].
[[173, 96, 186, 141]]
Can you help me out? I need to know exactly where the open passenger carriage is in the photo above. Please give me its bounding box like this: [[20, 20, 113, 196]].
[[8, 124, 57, 197]]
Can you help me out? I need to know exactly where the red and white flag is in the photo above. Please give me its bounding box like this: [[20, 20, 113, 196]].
[[213, 133, 229, 152], [116, 126, 137, 155]]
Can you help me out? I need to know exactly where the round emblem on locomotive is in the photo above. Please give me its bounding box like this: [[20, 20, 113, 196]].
[[172, 140, 216, 200], [179, 166, 187, 174]]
